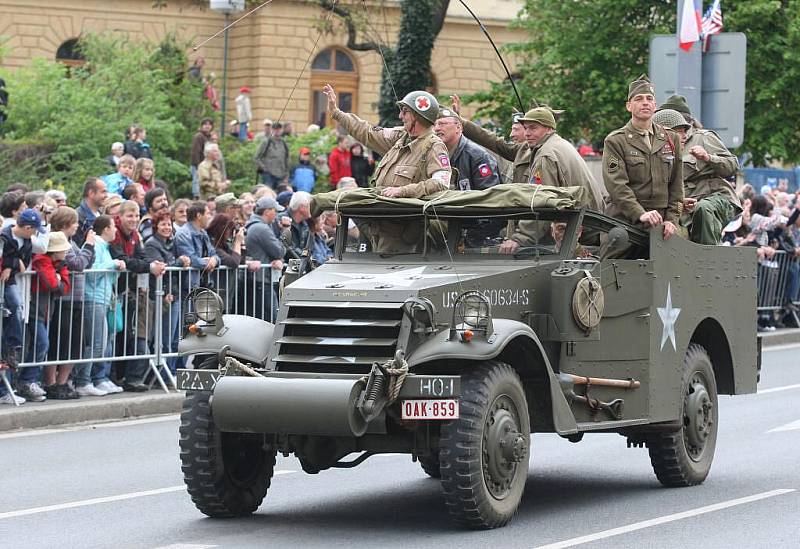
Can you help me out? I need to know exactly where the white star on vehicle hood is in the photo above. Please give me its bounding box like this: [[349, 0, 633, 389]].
[[657, 283, 681, 351], [327, 266, 476, 288]]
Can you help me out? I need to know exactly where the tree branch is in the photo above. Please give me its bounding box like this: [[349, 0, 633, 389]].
[[316, 0, 383, 52]]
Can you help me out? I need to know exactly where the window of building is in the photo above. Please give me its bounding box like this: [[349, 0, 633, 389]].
[[310, 47, 358, 129], [56, 38, 86, 67]]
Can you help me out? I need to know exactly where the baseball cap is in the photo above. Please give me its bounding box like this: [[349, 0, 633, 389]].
[[240, 86, 251, 94], [298, 147, 311, 154], [17, 208, 42, 230], [276, 190, 294, 208], [215, 192, 241, 208], [255, 196, 285, 213], [263, 118, 273, 126]]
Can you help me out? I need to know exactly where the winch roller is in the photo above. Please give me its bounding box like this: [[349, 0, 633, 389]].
[[211, 376, 368, 437]]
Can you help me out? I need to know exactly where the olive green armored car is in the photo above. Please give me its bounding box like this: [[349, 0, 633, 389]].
[[177, 184, 759, 530]]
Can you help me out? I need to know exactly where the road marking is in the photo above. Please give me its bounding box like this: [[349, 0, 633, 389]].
[[153, 545, 218, 549], [758, 383, 800, 395], [0, 414, 180, 440], [533, 489, 796, 549], [768, 419, 800, 433], [0, 471, 297, 520]]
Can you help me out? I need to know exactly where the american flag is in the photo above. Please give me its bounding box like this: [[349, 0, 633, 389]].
[[701, 0, 724, 52]]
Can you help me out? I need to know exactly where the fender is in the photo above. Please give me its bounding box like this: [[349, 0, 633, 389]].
[[178, 314, 274, 366], [408, 319, 578, 434]]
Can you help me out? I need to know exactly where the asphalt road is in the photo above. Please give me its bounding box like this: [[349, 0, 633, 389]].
[[1, 346, 799, 549]]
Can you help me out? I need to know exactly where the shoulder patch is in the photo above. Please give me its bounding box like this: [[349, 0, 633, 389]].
[[607, 155, 621, 173], [438, 153, 450, 168], [478, 163, 492, 177]]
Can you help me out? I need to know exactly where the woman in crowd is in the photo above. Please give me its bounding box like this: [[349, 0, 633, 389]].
[[207, 213, 260, 311], [79, 215, 125, 396], [103, 194, 123, 217], [132, 158, 156, 193], [238, 192, 255, 226], [307, 215, 333, 266], [349, 142, 374, 188], [44, 207, 95, 400], [144, 210, 190, 377], [172, 198, 191, 229]]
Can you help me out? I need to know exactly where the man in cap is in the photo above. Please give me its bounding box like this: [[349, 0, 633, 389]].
[[215, 192, 242, 217], [322, 83, 451, 252], [657, 94, 694, 124], [652, 108, 741, 245], [602, 74, 683, 251], [244, 196, 286, 320]]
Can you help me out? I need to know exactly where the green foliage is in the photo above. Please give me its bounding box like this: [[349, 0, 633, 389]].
[[377, 0, 437, 126], [0, 32, 211, 200], [469, 0, 800, 165], [464, 0, 673, 147]]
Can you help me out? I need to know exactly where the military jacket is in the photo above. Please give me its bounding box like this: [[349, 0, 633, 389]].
[[331, 109, 450, 199], [450, 135, 500, 191], [460, 117, 532, 184], [682, 129, 741, 209], [197, 159, 224, 200], [602, 120, 684, 224], [528, 132, 604, 211]]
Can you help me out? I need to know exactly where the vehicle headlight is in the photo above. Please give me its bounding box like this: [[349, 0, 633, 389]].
[[449, 291, 493, 341], [193, 289, 224, 323]]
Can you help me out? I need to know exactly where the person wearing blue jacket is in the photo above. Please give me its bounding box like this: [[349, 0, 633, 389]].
[[174, 202, 219, 287], [289, 147, 318, 193], [77, 215, 126, 397]]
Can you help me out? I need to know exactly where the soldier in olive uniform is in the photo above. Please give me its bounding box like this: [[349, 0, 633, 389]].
[[652, 108, 741, 245], [322, 84, 451, 252], [602, 74, 684, 249]]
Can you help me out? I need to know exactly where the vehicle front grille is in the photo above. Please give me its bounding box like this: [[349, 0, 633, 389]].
[[271, 301, 403, 373]]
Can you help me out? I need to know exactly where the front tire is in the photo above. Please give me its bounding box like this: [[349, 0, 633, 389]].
[[648, 344, 718, 487], [179, 391, 276, 517], [439, 361, 530, 529]]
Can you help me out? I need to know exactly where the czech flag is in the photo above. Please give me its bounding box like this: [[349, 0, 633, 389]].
[[679, 0, 702, 51]]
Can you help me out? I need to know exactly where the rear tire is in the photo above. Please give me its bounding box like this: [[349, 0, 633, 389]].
[[439, 361, 530, 529], [648, 344, 718, 487], [179, 391, 276, 517]]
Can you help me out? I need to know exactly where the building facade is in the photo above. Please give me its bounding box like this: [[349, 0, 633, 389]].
[[0, 0, 526, 129]]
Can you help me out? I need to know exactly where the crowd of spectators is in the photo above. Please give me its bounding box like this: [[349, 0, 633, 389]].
[[0, 118, 357, 406]]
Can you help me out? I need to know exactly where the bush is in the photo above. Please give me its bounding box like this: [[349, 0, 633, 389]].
[[0, 32, 211, 201]]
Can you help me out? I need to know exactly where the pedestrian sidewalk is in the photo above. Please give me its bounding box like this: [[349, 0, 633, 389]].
[[0, 390, 184, 432], [1, 329, 798, 433]]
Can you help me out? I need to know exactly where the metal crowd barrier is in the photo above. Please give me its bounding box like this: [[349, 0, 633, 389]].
[[0, 264, 279, 405], [756, 250, 797, 311]]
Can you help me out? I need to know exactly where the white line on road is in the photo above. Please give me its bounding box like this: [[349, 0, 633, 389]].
[[768, 419, 800, 433], [0, 414, 180, 440], [758, 383, 800, 395], [533, 489, 796, 549], [0, 471, 297, 520]]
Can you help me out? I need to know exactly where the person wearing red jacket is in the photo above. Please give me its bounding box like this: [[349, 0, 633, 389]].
[[327, 135, 352, 188], [17, 232, 72, 402]]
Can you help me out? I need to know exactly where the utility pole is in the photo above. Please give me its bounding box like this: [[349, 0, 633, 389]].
[[676, 0, 703, 121]]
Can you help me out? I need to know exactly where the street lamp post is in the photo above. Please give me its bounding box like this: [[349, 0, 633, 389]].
[[210, 0, 245, 135]]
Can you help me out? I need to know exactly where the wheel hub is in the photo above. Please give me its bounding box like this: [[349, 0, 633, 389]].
[[482, 395, 527, 499], [683, 374, 714, 461]]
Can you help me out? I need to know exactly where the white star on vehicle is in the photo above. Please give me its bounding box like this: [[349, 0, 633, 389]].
[[657, 283, 681, 351], [327, 266, 475, 288]]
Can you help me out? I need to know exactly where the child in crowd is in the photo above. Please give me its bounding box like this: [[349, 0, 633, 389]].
[[19, 232, 72, 402], [132, 157, 156, 193], [290, 147, 318, 193], [102, 154, 136, 195], [77, 215, 126, 396]]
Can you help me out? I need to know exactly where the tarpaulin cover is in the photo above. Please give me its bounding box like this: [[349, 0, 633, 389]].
[[310, 183, 590, 217]]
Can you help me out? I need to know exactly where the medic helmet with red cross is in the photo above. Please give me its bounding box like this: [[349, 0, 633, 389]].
[[396, 91, 439, 125]]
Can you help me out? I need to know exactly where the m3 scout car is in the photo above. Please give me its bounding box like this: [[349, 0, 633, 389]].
[[176, 184, 759, 529]]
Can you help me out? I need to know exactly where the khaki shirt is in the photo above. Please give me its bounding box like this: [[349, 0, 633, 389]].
[[459, 117, 532, 184], [682, 129, 741, 209], [331, 109, 450, 198], [197, 159, 224, 200], [602, 121, 684, 224]]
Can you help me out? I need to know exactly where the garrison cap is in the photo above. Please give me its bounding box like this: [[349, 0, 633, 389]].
[[652, 109, 691, 131], [512, 112, 524, 124], [437, 108, 459, 120], [658, 94, 693, 119], [627, 74, 655, 100], [518, 107, 557, 129]]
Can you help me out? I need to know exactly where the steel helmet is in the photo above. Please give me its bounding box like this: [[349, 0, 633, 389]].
[[396, 91, 439, 125], [652, 108, 691, 131]]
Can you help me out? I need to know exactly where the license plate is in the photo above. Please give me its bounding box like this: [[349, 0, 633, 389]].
[[401, 399, 459, 420]]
